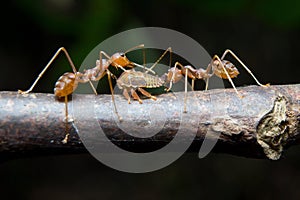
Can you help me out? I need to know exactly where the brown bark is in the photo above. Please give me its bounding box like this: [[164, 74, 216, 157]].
[[0, 84, 299, 160]]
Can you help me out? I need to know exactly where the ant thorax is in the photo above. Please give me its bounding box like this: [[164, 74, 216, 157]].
[[110, 52, 132, 67]]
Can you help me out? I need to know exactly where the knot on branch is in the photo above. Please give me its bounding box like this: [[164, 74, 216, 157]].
[[256, 95, 298, 160]]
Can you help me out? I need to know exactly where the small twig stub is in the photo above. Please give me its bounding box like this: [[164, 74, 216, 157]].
[[256, 95, 298, 160]]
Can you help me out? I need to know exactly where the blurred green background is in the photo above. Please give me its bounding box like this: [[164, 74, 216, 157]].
[[0, 0, 300, 199]]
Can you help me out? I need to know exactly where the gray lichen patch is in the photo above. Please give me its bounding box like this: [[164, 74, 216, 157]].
[[211, 118, 242, 136], [256, 95, 296, 160]]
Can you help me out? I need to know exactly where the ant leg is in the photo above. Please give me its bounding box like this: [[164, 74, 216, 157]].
[[99, 50, 112, 69], [62, 95, 74, 122], [88, 80, 98, 95], [143, 46, 146, 68], [191, 80, 195, 91], [62, 133, 69, 144], [204, 57, 216, 91], [131, 89, 143, 104], [19, 47, 77, 94], [204, 54, 222, 91], [213, 55, 243, 98], [221, 49, 269, 87], [165, 68, 176, 92], [205, 77, 210, 91], [147, 47, 172, 73], [168, 63, 189, 112], [62, 95, 70, 144], [138, 88, 157, 101], [183, 68, 188, 113], [166, 62, 184, 92], [65, 95, 69, 122], [107, 70, 122, 121], [123, 89, 131, 104], [75, 70, 100, 95]]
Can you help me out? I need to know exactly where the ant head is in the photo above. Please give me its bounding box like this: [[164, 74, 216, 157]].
[[167, 67, 183, 83], [110, 44, 144, 68], [212, 59, 239, 79], [110, 52, 132, 68]]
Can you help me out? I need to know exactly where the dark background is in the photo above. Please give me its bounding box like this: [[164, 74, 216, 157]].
[[0, 0, 300, 199]]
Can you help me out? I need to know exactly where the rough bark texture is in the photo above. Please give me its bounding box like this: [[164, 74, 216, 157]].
[[0, 84, 299, 160]]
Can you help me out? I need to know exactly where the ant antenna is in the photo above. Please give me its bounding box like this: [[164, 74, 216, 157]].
[[148, 47, 172, 73], [133, 63, 156, 74], [123, 44, 156, 74], [124, 44, 145, 54]]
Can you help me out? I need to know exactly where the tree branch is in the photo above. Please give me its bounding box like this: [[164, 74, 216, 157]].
[[0, 84, 299, 160]]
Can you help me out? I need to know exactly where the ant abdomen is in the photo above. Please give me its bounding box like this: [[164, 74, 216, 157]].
[[213, 60, 240, 79], [54, 72, 78, 97]]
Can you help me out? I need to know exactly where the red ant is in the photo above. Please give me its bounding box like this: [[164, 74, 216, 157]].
[[161, 49, 269, 112], [18, 45, 153, 142]]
